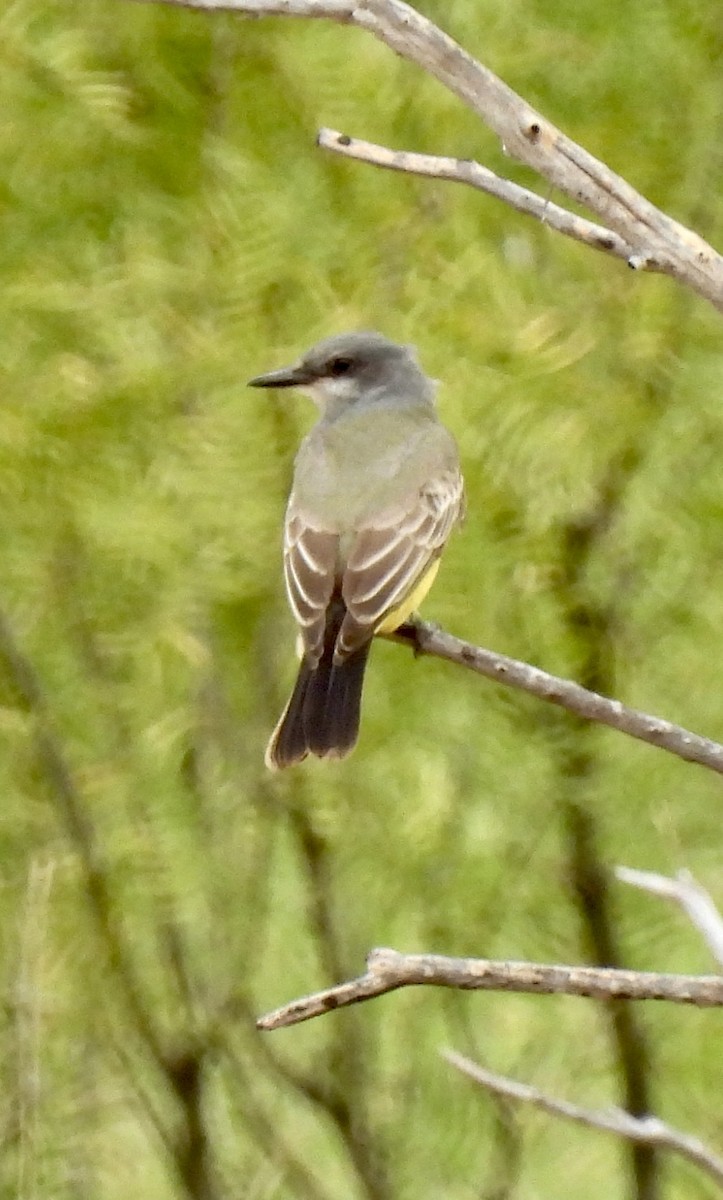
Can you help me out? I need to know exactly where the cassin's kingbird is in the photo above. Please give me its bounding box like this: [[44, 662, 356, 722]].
[[249, 331, 464, 770]]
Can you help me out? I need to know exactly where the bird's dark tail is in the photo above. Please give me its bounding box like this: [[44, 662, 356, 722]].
[[265, 602, 371, 770]]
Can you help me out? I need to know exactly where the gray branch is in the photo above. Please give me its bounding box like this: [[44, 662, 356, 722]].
[[444, 1050, 723, 1190], [128, 0, 723, 311], [391, 620, 723, 776], [317, 128, 635, 264], [256, 947, 723, 1031], [618, 867, 723, 970]]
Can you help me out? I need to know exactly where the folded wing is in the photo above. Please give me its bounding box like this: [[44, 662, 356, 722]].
[[283, 512, 338, 665], [284, 470, 464, 664], [339, 470, 465, 655]]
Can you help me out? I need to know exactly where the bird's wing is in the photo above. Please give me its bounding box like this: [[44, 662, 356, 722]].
[[283, 503, 339, 665], [338, 469, 465, 655]]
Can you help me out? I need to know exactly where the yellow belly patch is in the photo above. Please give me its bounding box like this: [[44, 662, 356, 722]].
[[375, 559, 441, 634]]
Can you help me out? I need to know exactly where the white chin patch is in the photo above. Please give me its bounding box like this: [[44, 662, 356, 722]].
[[304, 378, 357, 407]]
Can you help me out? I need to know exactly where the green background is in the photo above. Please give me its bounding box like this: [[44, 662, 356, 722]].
[[1, 1, 722, 1196]]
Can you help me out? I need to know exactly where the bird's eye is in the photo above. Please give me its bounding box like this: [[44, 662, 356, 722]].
[[329, 357, 353, 377]]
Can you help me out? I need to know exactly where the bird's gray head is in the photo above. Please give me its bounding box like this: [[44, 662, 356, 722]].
[[248, 331, 435, 415]]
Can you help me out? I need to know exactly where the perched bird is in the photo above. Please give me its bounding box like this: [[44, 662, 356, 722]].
[[249, 332, 464, 769]]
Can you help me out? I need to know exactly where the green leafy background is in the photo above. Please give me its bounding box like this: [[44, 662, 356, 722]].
[[1, 1, 722, 1196]]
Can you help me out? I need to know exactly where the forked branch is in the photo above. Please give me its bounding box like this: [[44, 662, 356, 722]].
[[317, 128, 636, 264], [128, 0, 723, 311]]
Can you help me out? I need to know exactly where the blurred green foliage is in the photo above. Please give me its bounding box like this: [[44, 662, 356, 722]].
[[1, 0, 722, 1196]]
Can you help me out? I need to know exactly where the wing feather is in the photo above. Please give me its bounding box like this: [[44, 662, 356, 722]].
[[283, 501, 338, 662], [281, 472, 464, 664], [339, 470, 464, 650]]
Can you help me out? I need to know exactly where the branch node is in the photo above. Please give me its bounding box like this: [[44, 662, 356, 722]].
[[627, 253, 655, 271], [135, 0, 723, 309]]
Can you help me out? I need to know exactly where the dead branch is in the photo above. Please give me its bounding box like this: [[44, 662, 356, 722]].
[[256, 947, 723, 1031], [127, 0, 723, 311], [317, 128, 635, 264], [391, 620, 723, 776], [618, 867, 723, 970], [444, 1050, 723, 1190]]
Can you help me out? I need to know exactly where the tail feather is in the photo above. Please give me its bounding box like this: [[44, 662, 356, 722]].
[[265, 604, 371, 770], [305, 645, 370, 760], [265, 658, 315, 770]]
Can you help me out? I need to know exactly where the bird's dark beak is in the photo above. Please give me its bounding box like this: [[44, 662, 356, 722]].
[[247, 363, 315, 389]]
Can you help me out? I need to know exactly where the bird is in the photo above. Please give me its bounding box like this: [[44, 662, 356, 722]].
[[248, 331, 464, 769]]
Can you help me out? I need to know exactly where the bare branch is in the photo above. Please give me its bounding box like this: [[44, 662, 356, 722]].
[[144, 0, 350, 9], [256, 946, 723, 1031], [317, 128, 636, 265], [391, 620, 723, 776], [128, 0, 723, 311], [443, 1051, 723, 1190], [618, 867, 723, 970]]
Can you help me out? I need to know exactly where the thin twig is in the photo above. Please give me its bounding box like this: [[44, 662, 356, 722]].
[[618, 867, 723, 970], [317, 128, 635, 263], [256, 947, 723, 1030], [127, 0, 723, 310], [443, 1050, 723, 1190], [391, 620, 723, 776]]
